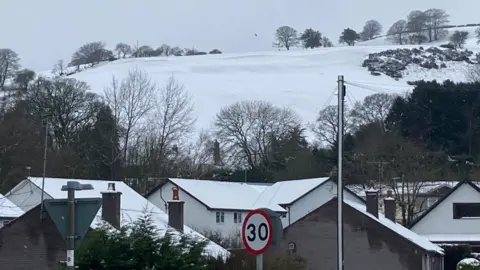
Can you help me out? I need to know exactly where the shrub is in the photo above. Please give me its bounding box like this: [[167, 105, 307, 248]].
[[457, 258, 480, 270], [76, 213, 221, 270], [442, 244, 472, 270]]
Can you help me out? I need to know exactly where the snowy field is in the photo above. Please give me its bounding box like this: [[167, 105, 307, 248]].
[[38, 26, 480, 140]]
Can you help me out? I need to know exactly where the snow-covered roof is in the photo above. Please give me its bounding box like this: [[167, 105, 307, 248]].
[[25, 177, 227, 257], [168, 178, 329, 212], [424, 234, 480, 243], [168, 178, 284, 211], [345, 199, 443, 254], [0, 193, 24, 218], [347, 181, 457, 197], [252, 177, 329, 209]]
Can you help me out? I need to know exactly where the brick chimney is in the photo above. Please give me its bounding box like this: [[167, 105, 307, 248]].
[[168, 186, 184, 233], [365, 183, 379, 218], [101, 182, 122, 229], [384, 189, 396, 222]]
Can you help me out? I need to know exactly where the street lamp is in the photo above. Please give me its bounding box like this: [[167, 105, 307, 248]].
[[61, 181, 94, 270]]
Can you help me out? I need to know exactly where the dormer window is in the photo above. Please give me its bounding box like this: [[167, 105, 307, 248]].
[[453, 203, 480, 219]]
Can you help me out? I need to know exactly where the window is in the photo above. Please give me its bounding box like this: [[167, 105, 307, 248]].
[[233, 212, 242, 223], [453, 203, 480, 219], [216, 212, 225, 223], [281, 212, 287, 218]]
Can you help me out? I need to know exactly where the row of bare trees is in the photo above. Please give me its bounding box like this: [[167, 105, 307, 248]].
[[387, 9, 450, 45], [66, 41, 223, 73]]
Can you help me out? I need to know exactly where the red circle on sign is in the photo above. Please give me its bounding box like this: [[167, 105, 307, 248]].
[[241, 208, 273, 255]]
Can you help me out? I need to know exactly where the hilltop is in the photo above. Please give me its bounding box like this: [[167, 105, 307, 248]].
[[35, 26, 480, 140]]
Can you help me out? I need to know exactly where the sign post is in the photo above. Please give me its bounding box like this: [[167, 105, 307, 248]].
[[242, 208, 277, 270]]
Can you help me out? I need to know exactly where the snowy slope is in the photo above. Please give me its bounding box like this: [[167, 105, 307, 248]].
[[38, 31, 480, 140]]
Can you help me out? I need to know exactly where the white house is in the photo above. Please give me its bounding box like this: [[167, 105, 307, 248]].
[[146, 177, 365, 238], [409, 180, 480, 251], [4, 177, 228, 257], [0, 193, 23, 228]]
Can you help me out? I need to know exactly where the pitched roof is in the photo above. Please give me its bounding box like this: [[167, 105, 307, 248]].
[[0, 193, 24, 218], [165, 178, 333, 212], [409, 180, 480, 229], [252, 177, 330, 209], [344, 198, 443, 254], [16, 177, 227, 257], [167, 178, 286, 212]]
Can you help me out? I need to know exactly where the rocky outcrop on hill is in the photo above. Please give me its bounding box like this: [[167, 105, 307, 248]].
[[362, 47, 477, 79]]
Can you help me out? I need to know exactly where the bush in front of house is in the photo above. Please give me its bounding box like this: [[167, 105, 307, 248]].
[[457, 258, 480, 270], [75, 213, 224, 270], [441, 245, 472, 270]]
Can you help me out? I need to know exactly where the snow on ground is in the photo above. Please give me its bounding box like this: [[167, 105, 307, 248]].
[[37, 29, 480, 140]]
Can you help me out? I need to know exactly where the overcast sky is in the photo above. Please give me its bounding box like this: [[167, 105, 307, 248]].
[[2, 0, 479, 71]]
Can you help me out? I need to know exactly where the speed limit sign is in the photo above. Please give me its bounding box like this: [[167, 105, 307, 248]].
[[242, 208, 273, 255]]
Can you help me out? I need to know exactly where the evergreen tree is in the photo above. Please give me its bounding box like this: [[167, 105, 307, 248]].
[[339, 28, 360, 46], [300, 28, 322, 49]]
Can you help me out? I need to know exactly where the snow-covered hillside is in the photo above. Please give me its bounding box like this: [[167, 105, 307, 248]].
[[38, 28, 480, 140]]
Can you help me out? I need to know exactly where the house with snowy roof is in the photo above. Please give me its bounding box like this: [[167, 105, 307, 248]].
[[409, 180, 480, 251], [0, 193, 24, 228], [146, 177, 364, 238], [347, 181, 456, 223], [276, 187, 444, 270], [0, 177, 227, 269]]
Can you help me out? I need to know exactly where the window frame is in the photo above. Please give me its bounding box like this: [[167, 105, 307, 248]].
[[453, 203, 480, 219], [233, 212, 243, 224], [216, 211, 225, 223]]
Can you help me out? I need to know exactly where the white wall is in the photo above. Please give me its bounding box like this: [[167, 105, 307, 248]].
[[6, 180, 48, 212], [287, 181, 364, 227], [148, 181, 246, 237], [412, 183, 480, 235]]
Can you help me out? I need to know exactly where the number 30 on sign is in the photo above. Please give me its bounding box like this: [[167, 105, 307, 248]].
[[242, 208, 273, 255]]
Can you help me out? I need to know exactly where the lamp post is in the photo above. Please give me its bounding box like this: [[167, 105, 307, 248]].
[[61, 181, 94, 270]]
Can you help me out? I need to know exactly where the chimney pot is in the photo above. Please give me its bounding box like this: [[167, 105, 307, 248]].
[[108, 182, 115, 191], [365, 187, 379, 218], [172, 186, 179, 200]]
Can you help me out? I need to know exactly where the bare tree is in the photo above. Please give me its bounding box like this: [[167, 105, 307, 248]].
[[52, 60, 67, 76], [350, 93, 396, 130], [0, 49, 20, 90], [425, 8, 450, 41], [14, 69, 36, 93], [148, 76, 196, 168], [26, 76, 99, 148], [450, 31, 469, 49], [387, 20, 408, 45], [214, 100, 301, 174], [174, 129, 217, 178], [322, 37, 334, 47], [169, 46, 184, 56], [312, 105, 352, 147], [104, 68, 156, 160], [406, 11, 428, 43], [134, 45, 155, 57], [273, 26, 299, 50], [115, 43, 132, 58], [70, 41, 108, 67], [157, 44, 172, 56], [360, 20, 382, 41], [380, 133, 445, 226]]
